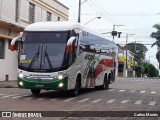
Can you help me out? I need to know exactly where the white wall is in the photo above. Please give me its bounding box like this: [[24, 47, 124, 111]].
[[0, 0, 68, 28], [0, 40, 18, 81]]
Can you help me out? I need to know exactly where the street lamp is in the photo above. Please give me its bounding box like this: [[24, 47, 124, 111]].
[[125, 33, 135, 77], [78, 0, 88, 23], [84, 17, 101, 25]]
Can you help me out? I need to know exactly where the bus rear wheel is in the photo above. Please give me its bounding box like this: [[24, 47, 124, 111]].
[[31, 89, 41, 95], [100, 74, 109, 90]]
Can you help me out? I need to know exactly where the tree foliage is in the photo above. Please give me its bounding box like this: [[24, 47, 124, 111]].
[[142, 62, 159, 77], [126, 43, 148, 64]]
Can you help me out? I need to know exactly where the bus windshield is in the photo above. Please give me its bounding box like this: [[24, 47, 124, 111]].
[[19, 31, 70, 72]]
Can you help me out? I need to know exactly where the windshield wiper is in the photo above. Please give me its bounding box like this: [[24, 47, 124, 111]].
[[28, 45, 40, 69], [43, 46, 53, 69]]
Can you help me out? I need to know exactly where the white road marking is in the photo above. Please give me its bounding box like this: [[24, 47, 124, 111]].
[[108, 89, 116, 92], [121, 100, 129, 104], [140, 91, 146, 93], [12, 96, 23, 99], [0, 94, 5, 96], [22, 95, 31, 97], [78, 98, 90, 103], [148, 101, 156, 106], [92, 99, 103, 103], [37, 98, 45, 101], [106, 99, 116, 103], [119, 90, 125, 92], [129, 90, 136, 92], [25, 97, 33, 100], [0, 94, 19, 98], [151, 91, 156, 94], [50, 98, 58, 101], [64, 97, 77, 102], [135, 100, 142, 105]]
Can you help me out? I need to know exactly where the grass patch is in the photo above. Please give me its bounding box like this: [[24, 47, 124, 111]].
[[4, 85, 14, 88]]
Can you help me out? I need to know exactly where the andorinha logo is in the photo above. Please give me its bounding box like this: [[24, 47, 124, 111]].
[[85, 54, 94, 60]]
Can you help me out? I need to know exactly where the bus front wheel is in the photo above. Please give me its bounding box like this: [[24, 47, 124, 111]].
[[31, 89, 41, 95], [70, 78, 80, 97]]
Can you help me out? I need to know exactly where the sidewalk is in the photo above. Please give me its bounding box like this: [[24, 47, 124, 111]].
[[0, 80, 18, 88]]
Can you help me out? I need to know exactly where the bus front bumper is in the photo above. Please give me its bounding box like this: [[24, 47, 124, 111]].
[[18, 77, 68, 90]]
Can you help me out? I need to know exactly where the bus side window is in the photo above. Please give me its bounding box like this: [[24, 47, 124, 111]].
[[72, 38, 77, 63]]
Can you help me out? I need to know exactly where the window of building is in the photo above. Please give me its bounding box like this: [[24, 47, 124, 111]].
[[0, 39, 5, 59], [47, 11, 52, 21], [29, 2, 35, 23], [57, 17, 60, 21], [15, 0, 20, 22]]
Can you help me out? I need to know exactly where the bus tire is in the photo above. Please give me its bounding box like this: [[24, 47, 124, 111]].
[[70, 77, 80, 97], [31, 89, 41, 95], [100, 74, 109, 90]]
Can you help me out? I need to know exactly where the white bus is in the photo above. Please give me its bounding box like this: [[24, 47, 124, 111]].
[[11, 21, 117, 96]]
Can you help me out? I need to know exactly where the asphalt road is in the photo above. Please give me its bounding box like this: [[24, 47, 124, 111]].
[[0, 77, 160, 120]]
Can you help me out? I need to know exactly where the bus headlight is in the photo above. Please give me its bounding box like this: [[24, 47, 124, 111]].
[[58, 83, 64, 87], [19, 73, 24, 79], [19, 81, 23, 86], [58, 75, 64, 80]]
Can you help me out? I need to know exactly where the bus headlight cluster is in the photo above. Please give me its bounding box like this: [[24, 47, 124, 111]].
[[19, 81, 23, 86], [19, 73, 24, 79], [57, 75, 64, 80], [58, 83, 64, 87]]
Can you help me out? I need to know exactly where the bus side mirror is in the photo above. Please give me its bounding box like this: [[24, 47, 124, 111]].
[[66, 37, 76, 53], [10, 45, 15, 51], [10, 36, 21, 51]]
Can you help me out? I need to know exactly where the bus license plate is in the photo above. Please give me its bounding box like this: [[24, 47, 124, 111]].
[[35, 84, 44, 87]]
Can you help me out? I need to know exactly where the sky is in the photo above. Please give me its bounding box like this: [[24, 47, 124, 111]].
[[58, 0, 160, 68]]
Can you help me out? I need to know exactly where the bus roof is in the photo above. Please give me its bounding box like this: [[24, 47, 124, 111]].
[[25, 21, 80, 31], [25, 21, 115, 44]]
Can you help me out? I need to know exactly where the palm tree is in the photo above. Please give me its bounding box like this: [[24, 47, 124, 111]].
[[150, 24, 160, 47], [150, 23, 160, 69]]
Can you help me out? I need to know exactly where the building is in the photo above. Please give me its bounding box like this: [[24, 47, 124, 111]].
[[117, 44, 135, 77], [0, 0, 68, 81]]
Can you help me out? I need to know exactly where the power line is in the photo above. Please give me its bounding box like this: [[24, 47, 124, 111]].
[[86, 2, 116, 24], [94, 0, 121, 24], [70, 12, 159, 16]]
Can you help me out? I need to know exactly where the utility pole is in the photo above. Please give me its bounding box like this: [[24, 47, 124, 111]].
[[78, 0, 81, 23], [113, 24, 115, 40], [133, 41, 136, 77], [125, 34, 128, 77], [125, 33, 135, 77]]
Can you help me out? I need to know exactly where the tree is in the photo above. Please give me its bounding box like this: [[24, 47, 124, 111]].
[[126, 43, 148, 64], [150, 23, 160, 69], [150, 24, 160, 47], [142, 62, 159, 77]]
